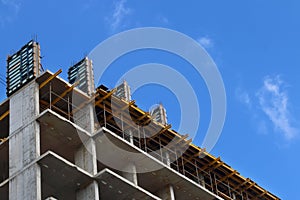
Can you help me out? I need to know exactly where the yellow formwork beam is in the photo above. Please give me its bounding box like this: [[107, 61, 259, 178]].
[[178, 138, 192, 148], [196, 148, 206, 157], [0, 138, 7, 143], [121, 100, 135, 110], [167, 134, 189, 150], [219, 170, 237, 182], [244, 181, 256, 190], [211, 161, 224, 170], [233, 178, 250, 190], [201, 157, 221, 171], [50, 82, 79, 106], [258, 190, 268, 198], [171, 134, 189, 147], [94, 88, 116, 107], [0, 110, 9, 121], [149, 124, 171, 138], [141, 117, 152, 125], [106, 100, 136, 121], [137, 112, 150, 121], [182, 148, 206, 165], [95, 87, 279, 200], [39, 69, 62, 89], [190, 148, 205, 158], [71, 93, 99, 115]]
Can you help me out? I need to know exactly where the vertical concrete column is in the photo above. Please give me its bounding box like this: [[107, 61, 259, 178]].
[[199, 173, 205, 188], [74, 103, 99, 200], [75, 138, 97, 175], [74, 103, 95, 133], [114, 80, 131, 101], [122, 162, 138, 186], [76, 181, 99, 200], [9, 82, 41, 200], [85, 58, 95, 97], [164, 151, 171, 167], [124, 129, 134, 144], [156, 185, 176, 200]]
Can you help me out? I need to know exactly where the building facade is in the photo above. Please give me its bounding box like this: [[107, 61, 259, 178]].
[[0, 41, 279, 200]]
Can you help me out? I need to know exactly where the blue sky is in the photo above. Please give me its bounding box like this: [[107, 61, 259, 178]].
[[1, 0, 299, 199]]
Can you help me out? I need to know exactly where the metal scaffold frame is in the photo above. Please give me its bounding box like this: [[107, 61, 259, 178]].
[[36, 71, 279, 200]]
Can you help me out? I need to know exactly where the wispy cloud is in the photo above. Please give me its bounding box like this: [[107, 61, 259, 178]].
[[0, 0, 21, 26], [156, 15, 169, 24], [80, 0, 95, 12], [107, 0, 132, 32], [236, 88, 252, 108], [197, 36, 213, 49], [1, 0, 20, 10], [256, 76, 297, 140]]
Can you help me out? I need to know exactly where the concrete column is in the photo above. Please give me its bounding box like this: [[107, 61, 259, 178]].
[[122, 162, 138, 186], [114, 80, 131, 101], [125, 129, 134, 144], [75, 139, 97, 175], [156, 185, 175, 200], [75, 144, 100, 200], [74, 103, 97, 175], [85, 58, 95, 97], [164, 151, 171, 167], [74, 103, 99, 200], [76, 181, 99, 200], [9, 82, 41, 200], [199, 173, 205, 188], [9, 164, 41, 200], [74, 104, 95, 133]]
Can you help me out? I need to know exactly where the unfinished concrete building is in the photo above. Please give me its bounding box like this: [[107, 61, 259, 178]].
[[0, 40, 280, 200]]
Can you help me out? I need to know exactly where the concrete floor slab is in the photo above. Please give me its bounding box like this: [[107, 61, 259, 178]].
[[95, 168, 161, 200], [94, 127, 222, 200], [38, 109, 90, 162], [38, 151, 93, 199]]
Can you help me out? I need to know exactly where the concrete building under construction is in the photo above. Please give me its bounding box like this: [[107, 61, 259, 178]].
[[0, 40, 280, 200]]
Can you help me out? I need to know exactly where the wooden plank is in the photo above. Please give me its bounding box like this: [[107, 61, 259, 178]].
[[51, 82, 78, 106], [0, 110, 9, 121], [39, 69, 62, 89]]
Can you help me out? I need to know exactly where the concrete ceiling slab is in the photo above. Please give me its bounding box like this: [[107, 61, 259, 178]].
[[95, 168, 161, 200], [38, 109, 90, 162], [38, 151, 93, 199], [94, 127, 222, 200]]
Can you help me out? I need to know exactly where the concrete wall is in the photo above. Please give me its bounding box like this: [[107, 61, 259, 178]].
[[74, 103, 100, 200], [9, 82, 41, 200]]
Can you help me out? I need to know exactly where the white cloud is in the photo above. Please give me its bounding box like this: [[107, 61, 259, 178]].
[[1, 0, 20, 9], [108, 0, 132, 32], [236, 89, 252, 108], [156, 15, 169, 24], [257, 76, 297, 140], [197, 36, 213, 49]]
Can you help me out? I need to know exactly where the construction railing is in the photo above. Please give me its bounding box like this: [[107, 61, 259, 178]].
[[37, 76, 279, 200], [97, 105, 248, 200]]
